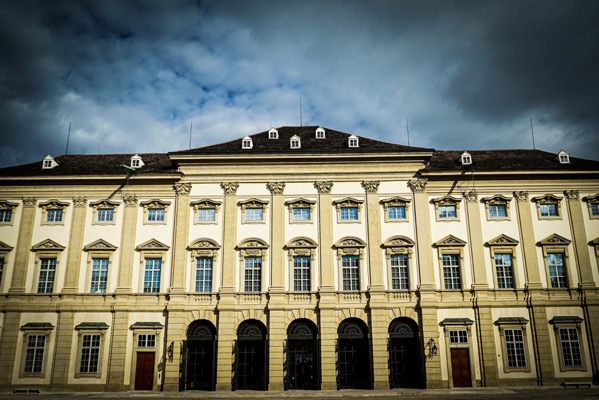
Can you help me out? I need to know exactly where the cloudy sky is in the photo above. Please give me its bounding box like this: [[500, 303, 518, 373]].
[[1, 0, 598, 167]]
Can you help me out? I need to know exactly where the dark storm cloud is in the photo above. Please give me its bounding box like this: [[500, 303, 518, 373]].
[[0, 0, 597, 167]]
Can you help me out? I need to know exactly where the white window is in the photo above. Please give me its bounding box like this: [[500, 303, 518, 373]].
[[489, 204, 507, 218], [438, 205, 456, 219], [90, 258, 108, 293], [46, 209, 63, 223], [504, 329, 527, 368], [130, 154, 144, 169], [495, 253, 514, 289], [242, 136, 253, 149], [548, 253, 566, 288], [340, 207, 358, 220], [315, 127, 325, 138], [79, 334, 101, 373], [137, 334, 156, 348], [292, 207, 310, 221], [143, 258, 162, 293], [97, 208, 114, 222], [244, 257, 262, 292], [390, 254, 409, 290], [0, 209, 12, 223], [558, 150, 570, 164], [42, 155, 58, 169], [290, 135, 301, 149], [533, 195, 562, 220], [268, 128, 278, 139], [348, 135, 359, 148], [197, 208, 216, 221], [540, 203, 558, 217], [195, 257, 213, 292], [293, 256, 310, 291], [442, 254, 461, 290], [449, 329, 468, 344], [245, 207, 263, 221], [148, 208, 165, 222], [38, 258, 56, 293], [24, 334, 47, 373], [342, 255, 360, 291], [388, 206, 406, 220], [461, 151, 472, 165], [43, 159, 53, 168]]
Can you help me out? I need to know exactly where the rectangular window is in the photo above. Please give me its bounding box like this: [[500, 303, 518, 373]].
[[438, 205, 456, 219], [0, 209, 12, 222], [489, 204, 507, 218], [390, 254, 409, 290], [90, 258, 108, 293], [559, 328, 583, 367], [137, 334, 156, 348], [147, 208, 165, 222], [244, 257, 262, 292], [442, 254, 461, 290], [38, 258, 56, 293], [449, 330, 468, 344], [46, 209, 63, 222], [97, 208, 114, 222], [540, 203, 558, 217], [495, 253, 514, 289], [548, 253, 566, 288], [504, 329, 527, 368], [79, 334, 101, 373], [195, 257, 213, 292], [591, 203, 599, 216], [342, 255, 360, 291], [388, 206, 406, 220], [340, 207, 358, 221], [143, 258, 162, 293], [24, 334, 46, 373], [197, 208, 216, 221], [292, 207, 311, 221], [293, 256, 311, 291], [245, 208, 263, 221]]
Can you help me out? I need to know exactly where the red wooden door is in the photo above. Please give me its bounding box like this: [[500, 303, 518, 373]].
[[450, 348, 471, 387], [135, 352, 155, 390]]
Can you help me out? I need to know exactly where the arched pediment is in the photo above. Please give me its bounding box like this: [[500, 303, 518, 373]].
[[236, 238, 269, 250], [431, 195, 461, 204], [334, 236, 366, 249], [285, 237, 317, 249], [383, 235, 415, 248], [188, 238, 221, 251]]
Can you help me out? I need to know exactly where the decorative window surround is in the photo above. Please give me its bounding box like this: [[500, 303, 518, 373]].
[[0, 241, 13, 290], [382, 235, 415, 290], [582, 194, 599, 220], [549, 316, 586, 372], [434, 235, 467, 290], [431, 195, 461, 221], [538, 233, 572, 289], [74, 322, 109, 378], [285, 237, 317, 292], [285, 198, 316, 224], [0, 200, 18, 225], [334, 236, 366, 292], [136, 239, 170, 294], [20, 322, 55, 378], [39, 199, 70, 225], [380, 197, 411, 222], [190, 199, 221, 224], [31, 239, 65, 294], [83, 239, 118, 294], [238, 198, 268, 224], [89, 199, 119, 225], [532, 194, 563, 220], [333, 197, 363, 223], [481, 194, 512, 221], [187, 238, 221, 292], [486, 234, 519, 289], [236, 238, 269, 293], [494, 317, 531, 372], [140, 199, 171, 225]]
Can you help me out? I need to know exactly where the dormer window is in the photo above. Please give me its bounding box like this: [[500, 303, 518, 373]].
[[461, 151, 472, 165], [558, 150, 570, 164], [316, 127, 326, 139], [290, 135, 301, 149], [348, 135, 359, 148], [268, 128, 279, 139], [130, 154, 144, 169], [42, 155, 58, 170], [242, 136, 253, 149]]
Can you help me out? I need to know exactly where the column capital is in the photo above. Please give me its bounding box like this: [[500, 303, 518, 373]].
[[72, 196, 88, 207], [22, 197, 37, 207], [174, 182, 192, 196], [221, 182, 239, 196], [564, 190, 580, 201], [407, 178, 427, 192], [463, 190, 478, 203], [513, 191, 529, 202], [266, 181, 286, 195], [122, 194, 138, 207], [314, 181, 333, 194], [361, 180, 380, 194]]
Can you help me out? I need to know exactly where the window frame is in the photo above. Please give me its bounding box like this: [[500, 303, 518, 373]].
[[140, 199, 171, 225], [481, 195, 511, 221], [241, 136, 253, 149], [190, 199, 221, 225], [19, 323, 54, 378], [187, 238, 220, 293], [290, 134, 301, 149], [39, 199, 70, 226], [334, 237, 366, 292], [285, 198, 316, 224], [435, 235, 467, 291], [432, 196, 461, 222], [348, 135, 359, 148], [0, 200, 18, 226], [538, 233, 572, 289], [333, 197, 363, 224], [195, 256, 213, 293], [285, 237, 317, 292], [136, 239, 170, 294], [383, 235, 415, 291], [90, 199, 119, 225], [583, 194, 599, 220], [532, 194, 563, 220], [74, 322, 109, 378], [268, 128, 279, 139], [239, 198, 268, 224], [549, 316, 587, 372], [30, 239, 65, 294], [237, 238, 269, 293], [83, 239, 118, 294], [315, 127, 326, 139], [486, 234, 520, 290], [495, 317, 531, 373], [380, 196, 411, 223], [0, 241, 14, 291]]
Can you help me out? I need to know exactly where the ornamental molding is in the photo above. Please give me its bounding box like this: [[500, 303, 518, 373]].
[[139, 199, 171, 208], [583, 194, 599, 203], [380, 196, 411, 206], [266, 181, 286, 195], [531, 194, 562, 203], [0, 200, 19, 209], [407, 179, 427, 193], [174, 182, 192, 195], [188, 238, 221, 251], [383, 235, 415, 248], [537, 233, 571, 247], [221, 182, 239, 196], [89, 199, 120, 208], [83, 239, 118, 252], [136, 238, 170, 252], [334, 236, 367, 249], [31, 238, 66, 252], [0, 241, 14, 252], [434, 234, 467, 247], [314, 181, 333, 194], [431, 195, 461, 205], [332, 197, 364, 207], [238, 198, 269, 208], [190, 198, 221, 210], [361, 180, 380, 194], [72, 196, 88, 207], [513, 191, 529, 202], [236, 238, 269, 249], [285, 237, 318, 249], [284, 198, 316, 208], [38, 199, 70, 209], [485, 234, 519, 247], [22, 197, 37, 207], [463, 190, 478, 203], [564, 190, 579, 200], [481, 194, 512, 204], [122, 194, 138, 207]]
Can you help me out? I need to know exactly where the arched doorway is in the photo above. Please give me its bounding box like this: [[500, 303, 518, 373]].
[[181, 320, 217, 391], [388, 317, 424, 388], [235, 319, 267, 390], [285, 319, 319, 390], [337, 318, 372, 389]]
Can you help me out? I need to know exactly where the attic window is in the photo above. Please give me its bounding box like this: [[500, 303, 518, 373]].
[[42, 155, 58, 170], [558, 150, 570, 164], [242, 136, 253, 149], [130, 154, 144, 169], [348, 135, 359, 148], [316, 127, 326, 139], [461, 151, 472, 165], [290, 135, 301, 149], [268, 128, 279, 139]]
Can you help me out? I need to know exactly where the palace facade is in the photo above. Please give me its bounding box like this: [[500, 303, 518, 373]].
[[0, 126, 598, 392]]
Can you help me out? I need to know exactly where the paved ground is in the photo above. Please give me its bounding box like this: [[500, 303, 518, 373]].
[[1, 387, 598, 400]]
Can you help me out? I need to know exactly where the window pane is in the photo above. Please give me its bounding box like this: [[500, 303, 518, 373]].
[[390, 254, 409, 290], [24, 334, 46, 373], [0, 209, 12, 222], [342, 255, 359, 290], [540, 203, 557, 217], [195, 257, 213, 292], [559, 328, 583, 367], [143, 258, 161, 293], [442, 254, 460, 289], [504, 329, 527, 368], [148, 208, 165, 221], [547, 253, 566, 288], [292, 207, 310, 221], [293, 256, 311, 291], [245, 208, 263, 221], [340, 207, 358, 220], [388, 206, 406, 219], [97, 208, 114, 222], [80, 334, 101, 373], [90, 258, 108, 293], [449, 330, 468, 344], [495, 253, 514, 289], [489, 204, 507, 218], [38, 258, 56, 293], [47, 209, 63, 222], [244, 257, 262, 292], [591, 203, 599, 216], [438, 205, 456, 218], [197, 208, 216, 221]]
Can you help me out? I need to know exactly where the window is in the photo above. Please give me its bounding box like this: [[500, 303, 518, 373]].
[[460, 151, 472, 165], [449, 329, 468, 344], [43, 159, 52, 168], [315, 127, 325, 138], [90, 199, 119, 225], [438, 205, 456, 219], [90, 258, 108, 293], [292, 207, 310, 221], [583, 194, 599, 219], [340, 207, 358, 220], [198, 208, 215, 221], [79, 334, 101, 373], [38, 258, 56, 293], [286, 198, 316, 224], [242, 136, 253, 149], [290, 135, 301, 149], [432, 196, 461, 221], [388, 206, 406, 220], [558, 150, 570, 164], [46, 209, 63, 223], [548, 253, 566, 288], [195, 257, 213, 292], [442, 254, 461, 290], [532, 194, 562, 220], [334, 198, 363, 223], [143, 258, 162, 293], [148, 208, 165, 222], [130, 154, 144, 169], [191, 199, 221, 224], [131, 159, 140, 168], [380, 197, 411, 223], [489, 204, 507, 218], [559, 327, 583, 367], [504, 329, 527, 368], [592, 203, 599, 217], [42, 155, 58, 169], [0, 256, 4, 287], [244, 257, 262, 292], [137, 334, 156, 348], [0, 209, 12, 223], [24, 334, 46, 373], [141, 199, 171, 225], [268, 128, 278, 139], [495, 253, 514, 289], [348, 135, 359, 148], [245, 207, 263, 221], [390, 254, 409, 290], [540, 203, 558, 217], [97, 208, 113, 222], [342, 255, 360, 291], [293, 256, 311, 291], [482, 195, 512, 221], [239, 199, 268, 223]]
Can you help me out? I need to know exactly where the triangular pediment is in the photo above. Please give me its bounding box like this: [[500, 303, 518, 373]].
[[136, 238, 170, 251], [538, 233, 571, 246], [486, 234, 519, 247], [383, 235, 415, 248], [83, 239, 118, 252], [31, 239, 65, 252], [0, 241, 14, 252], [434, 234, 467, 247]]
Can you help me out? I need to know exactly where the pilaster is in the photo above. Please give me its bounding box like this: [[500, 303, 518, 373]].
[[62, 197, 87, 293], [564, 190, 595, 288], [0, 311, 21, 387], [514, 191, 542, 288], [408, 179, 435, 291], [528, 303, 556, 385], [362, 181, 384, 290], [318, 302, 338, 390], [50, 310, 75, 389], [106, 308, 129, 391], [9, 197, 36, 293], [463, 191, 489, 288], [115, 195, 138, 293], [162, 308, 187, 391], [220, 182, 239, 292], [315, 181, 334, 292], [169, 183, 192, 293]]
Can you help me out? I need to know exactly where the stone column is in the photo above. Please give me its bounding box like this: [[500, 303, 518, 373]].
[[62, 196, 87, 294], [513, 191, 542, 288], [170, 183, 192, 293], [50, 310, 75, 390], [9, 197, 37, 293], [266, 182, 286, 390], [564, 190, 595, 288], [115, 195, 138, 293]]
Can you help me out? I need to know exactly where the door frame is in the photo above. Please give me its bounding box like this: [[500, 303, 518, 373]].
[[129, 326, 163, 391], [441, 319, 476, 388]]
